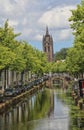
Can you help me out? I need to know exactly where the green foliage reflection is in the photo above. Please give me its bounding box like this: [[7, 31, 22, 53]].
[[29, 89, 52, 120]]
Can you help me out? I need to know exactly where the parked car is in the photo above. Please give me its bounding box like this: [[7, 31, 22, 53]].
[[4, 88, 16, 97]]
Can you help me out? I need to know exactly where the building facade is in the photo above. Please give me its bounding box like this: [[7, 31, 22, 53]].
[[42, 27, 54, 62]]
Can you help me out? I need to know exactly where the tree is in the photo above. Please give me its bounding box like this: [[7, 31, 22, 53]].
[[22, 42, 37, 72], [20, 41, 47, 77], [0, 19, 21, 50], [66, 48, 80, 74], [52, 61, 66, 73], [10, 43, 26, 72], [33, 49, 48, 76], [69, 0, 84, 36], [69, 0, 84, 46], [66, 0, 84, 77], [54, 48, 69, 61], [0, 45, 16, 70]]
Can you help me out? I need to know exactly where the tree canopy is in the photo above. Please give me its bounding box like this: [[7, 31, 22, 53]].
[[0, 20, 48, 75], [54, 48, 69, 61], [53, 1, 84, 77], [66, 0, 84, 77]]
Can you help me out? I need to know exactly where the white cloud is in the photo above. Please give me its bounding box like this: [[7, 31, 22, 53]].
[[38, 5, 76, 42], [0, 0, 13, 12], [0, 0, 28, 16], [59, 29, 72, 41], [8, 20, 19, 27], [0, 0, 79, 52], [22, 18, 28, 25], [38, 5, 76, 29], [34, 34, 43, 41], [22, 28, 33, 36]]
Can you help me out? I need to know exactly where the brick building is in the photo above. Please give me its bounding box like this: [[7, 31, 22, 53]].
[[42, 27, 54, 62]]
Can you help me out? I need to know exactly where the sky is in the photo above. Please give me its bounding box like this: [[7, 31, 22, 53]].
[[0, 0, 81, 53]]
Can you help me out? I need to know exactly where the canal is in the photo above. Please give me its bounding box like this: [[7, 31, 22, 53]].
[[0, 88, 71, 130]]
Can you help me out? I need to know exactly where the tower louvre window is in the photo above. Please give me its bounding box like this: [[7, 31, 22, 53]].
[[44, 47, 46, 52], [48, 46, 50, 52]]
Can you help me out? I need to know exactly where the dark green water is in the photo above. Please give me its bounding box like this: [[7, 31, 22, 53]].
[[0, 88, 81, 130]]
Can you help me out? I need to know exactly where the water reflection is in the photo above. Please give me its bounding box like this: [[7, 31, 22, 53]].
[[70, 106, 84, 130], [0, 89, 54, 130], [0, 89, 70, 130]]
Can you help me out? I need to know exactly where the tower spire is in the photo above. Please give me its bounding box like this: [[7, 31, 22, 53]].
[[46, 26, 49, 35]]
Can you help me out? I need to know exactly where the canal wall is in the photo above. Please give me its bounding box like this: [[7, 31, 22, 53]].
[[0, 82, 45, 114]]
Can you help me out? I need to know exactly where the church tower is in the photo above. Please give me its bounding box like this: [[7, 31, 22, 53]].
[[42, 27, 54, 62]]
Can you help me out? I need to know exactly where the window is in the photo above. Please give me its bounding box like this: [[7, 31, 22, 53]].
[[48, 46, 50, 52], [44, 47, 46, 52]]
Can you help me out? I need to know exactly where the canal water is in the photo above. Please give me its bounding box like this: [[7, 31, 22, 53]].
[[0, 88, 70, 130]]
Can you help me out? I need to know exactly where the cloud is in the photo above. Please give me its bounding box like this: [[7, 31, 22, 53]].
[[34, 34, 43, 41], [38, 5, 76, 42], [8, 20, 19, 27], [0, 0, 28, 17], [38, 5, 76, 29], [22, 28, 33, 36], [0, 0, 80, 52], [59, 29, 72, 41], [0, 0, 13, 13]]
